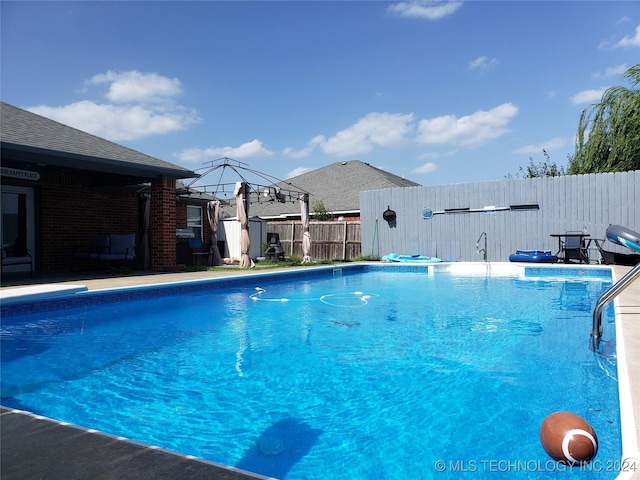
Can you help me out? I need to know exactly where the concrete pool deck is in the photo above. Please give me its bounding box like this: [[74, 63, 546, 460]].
[[1, 263, 639, 479]]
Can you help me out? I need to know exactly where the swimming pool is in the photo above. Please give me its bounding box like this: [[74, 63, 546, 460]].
[[0, 264, 630, 479]]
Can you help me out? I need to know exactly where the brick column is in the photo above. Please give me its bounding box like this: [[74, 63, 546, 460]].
[[149, 177, 177, 271]]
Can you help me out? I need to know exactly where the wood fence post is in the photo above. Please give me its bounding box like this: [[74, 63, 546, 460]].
[[290, 221, 295, 256], [343, 221, 347, 260]]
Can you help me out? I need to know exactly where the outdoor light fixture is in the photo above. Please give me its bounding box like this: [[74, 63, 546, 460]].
[[383, 206, 396, 224]]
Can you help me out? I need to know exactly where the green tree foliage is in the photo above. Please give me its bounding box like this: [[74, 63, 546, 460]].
[[568, 64, 640, 174], [516, 150, 566, 178], [312, 200, 333, 221], [507, 149, 566, 178]]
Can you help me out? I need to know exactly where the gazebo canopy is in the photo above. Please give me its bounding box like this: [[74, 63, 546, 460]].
[[187, 157, 311, 267], [186, 157, 310, 211]]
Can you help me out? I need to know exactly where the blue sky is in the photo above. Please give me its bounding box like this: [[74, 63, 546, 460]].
[[2, 1, 638, 186]]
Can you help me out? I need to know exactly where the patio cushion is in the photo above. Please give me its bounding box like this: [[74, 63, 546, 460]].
[[109, 234, 136, 257], [2, 255, 32, 266]]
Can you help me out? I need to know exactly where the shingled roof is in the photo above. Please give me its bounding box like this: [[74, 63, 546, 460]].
[[250, 160, 420, 219], [1, 102, 195, 182]]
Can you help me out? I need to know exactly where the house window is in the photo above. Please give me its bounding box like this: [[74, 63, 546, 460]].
[[187, 205, 203, 239]]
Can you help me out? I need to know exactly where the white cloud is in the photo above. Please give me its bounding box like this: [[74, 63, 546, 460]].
[[570, 87, 609, 105], [28, 100, 199, 141], [283, 135, 325, 159], [511, 137, 568, 155], [176, 139, 274, 164], [286, 167, 314, 179], [387, 0, 462, 20], [412, 162, 438, 174], [285, 112, 416, 158], [600, 24, 640, 49], [614, 24, 640, 48], [27, 70, 200, 141], [468, 56, 499, 73], [416, 103, 518, 148], [417, 150, 456, 160], [321, 112, 415, 156], [592, 64, 628, 79], [87, 70, 183, 104], [286, 105, 517, 160]]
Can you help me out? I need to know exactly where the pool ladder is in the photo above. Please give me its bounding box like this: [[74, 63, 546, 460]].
[[476, 232, 487, 262], [589, 262, 640, 352]]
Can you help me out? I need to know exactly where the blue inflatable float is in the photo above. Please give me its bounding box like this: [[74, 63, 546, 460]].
[[509, 250, 558, 263], [381, 253, 442, 263]]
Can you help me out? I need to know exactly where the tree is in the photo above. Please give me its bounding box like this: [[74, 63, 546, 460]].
[[517, 149, 566, 178], [568, 64, 640, 174], [312, 200, 333, 221], [507, 149, 565, 178]]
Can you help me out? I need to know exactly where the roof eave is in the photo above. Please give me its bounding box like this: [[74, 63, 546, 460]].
[[1, 142, 196, 180]]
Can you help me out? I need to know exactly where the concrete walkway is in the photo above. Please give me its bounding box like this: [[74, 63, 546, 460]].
[[1, 407, 271, 480], [1, 264, 639, 479], [613, 266, 640, 480]]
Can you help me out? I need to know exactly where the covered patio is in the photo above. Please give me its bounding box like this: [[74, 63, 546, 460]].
[[1, 102, 197, 274]]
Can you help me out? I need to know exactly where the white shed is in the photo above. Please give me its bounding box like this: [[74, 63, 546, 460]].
[[218, 218, 267, 260]]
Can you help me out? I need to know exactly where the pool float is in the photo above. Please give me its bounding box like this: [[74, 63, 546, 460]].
[[381, 253, 442, 263], [605, 224, 640, 253], [509, 250, 558, 263]]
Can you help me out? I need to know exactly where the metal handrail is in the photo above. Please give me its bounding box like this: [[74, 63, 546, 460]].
[[589, 262, 640, 352], [476, 232, 487, 262]]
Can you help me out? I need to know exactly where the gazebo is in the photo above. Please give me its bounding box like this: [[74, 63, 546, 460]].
[[185, 158, 311, 268]]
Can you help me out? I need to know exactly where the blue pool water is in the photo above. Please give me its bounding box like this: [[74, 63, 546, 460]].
[[1, 266, 623, 479]]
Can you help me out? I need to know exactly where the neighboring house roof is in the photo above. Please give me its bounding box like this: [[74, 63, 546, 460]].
[[250, 160, 421, 219], [0, 102, 195, 185]]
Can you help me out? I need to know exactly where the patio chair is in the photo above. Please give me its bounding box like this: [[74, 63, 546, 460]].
[[595, 239, 640, 266], [100, 233, 136, 268], [188, 237, 209, 266], [73, 234, 110, 260], [264, 233, 285, 261], [1, 246, 33, 278], [561, 231, 589, 264]]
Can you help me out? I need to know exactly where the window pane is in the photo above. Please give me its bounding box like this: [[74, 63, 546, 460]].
[[187, 206, 202, 239], [187, 206, 202, 224]]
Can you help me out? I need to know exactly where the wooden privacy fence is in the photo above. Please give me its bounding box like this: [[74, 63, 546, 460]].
[[267, 221, 361, 261]]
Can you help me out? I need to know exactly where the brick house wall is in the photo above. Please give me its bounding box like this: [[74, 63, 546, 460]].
[[176, 202, 187, 230], [149, 177, 177, 271], [2, 169, 196, 273], [44, 171, 139, 272]]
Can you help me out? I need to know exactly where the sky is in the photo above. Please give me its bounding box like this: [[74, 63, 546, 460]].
[[1, 1, 639, 187]]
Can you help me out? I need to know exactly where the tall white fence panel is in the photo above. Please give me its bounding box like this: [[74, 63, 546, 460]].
[[360, 171, 639, 262]]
